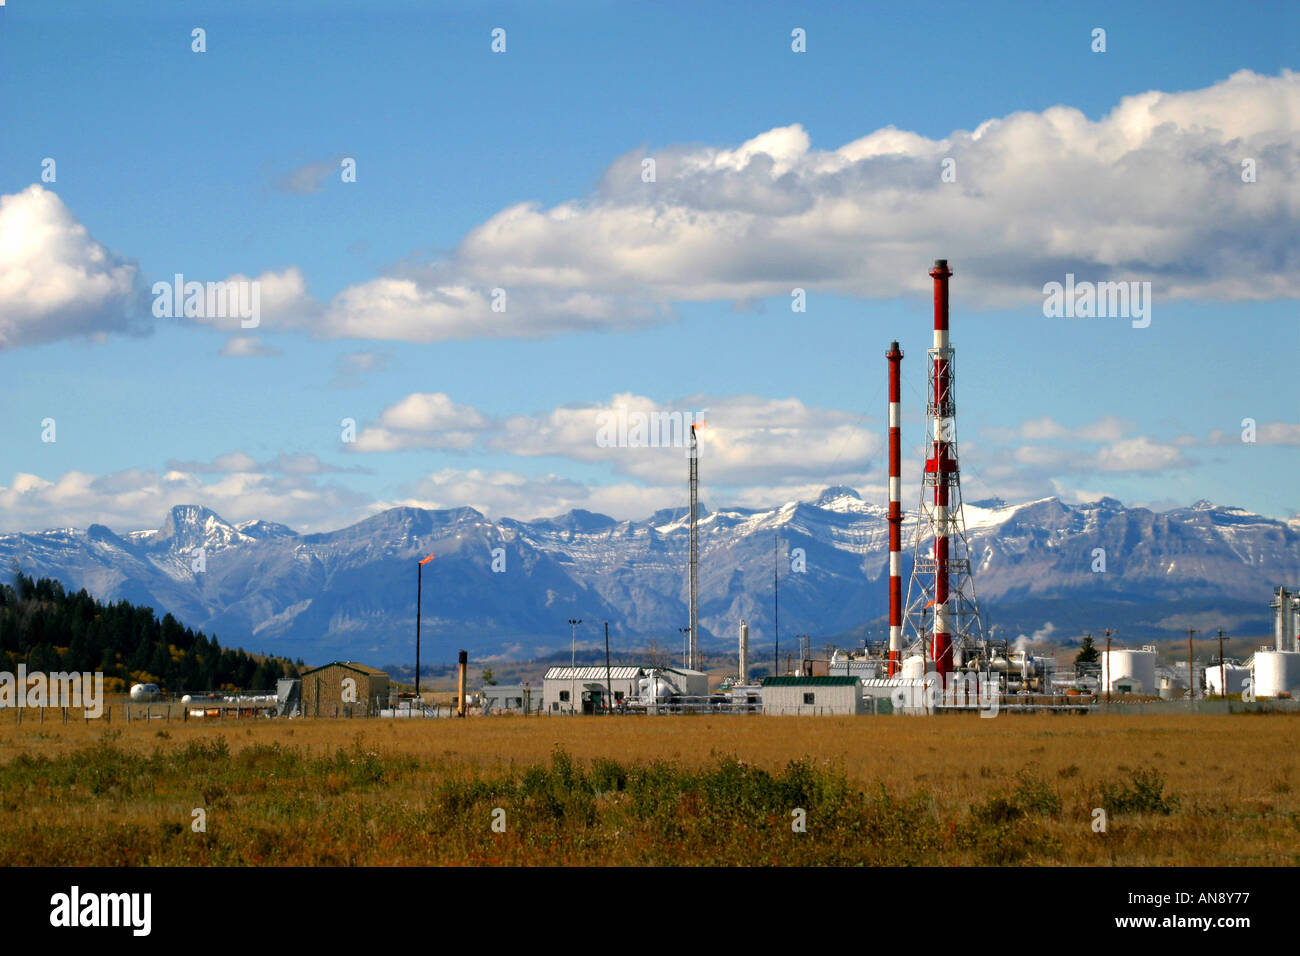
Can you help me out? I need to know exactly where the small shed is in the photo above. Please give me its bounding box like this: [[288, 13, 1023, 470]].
[[300, 661, 390, 717], [761, 676, 865, 715]]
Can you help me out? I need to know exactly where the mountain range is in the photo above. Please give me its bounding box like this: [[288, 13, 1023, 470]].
[[2, 489, 1297, 669]]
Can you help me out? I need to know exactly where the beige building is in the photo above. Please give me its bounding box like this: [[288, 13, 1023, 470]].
[[760, 676, 867, 716], [300, 661, 390, 717]]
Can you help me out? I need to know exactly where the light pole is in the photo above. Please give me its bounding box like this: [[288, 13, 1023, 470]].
[[568, 618, 582, 714], [678, 627, 691, 669], [415, 553, 435, 701]]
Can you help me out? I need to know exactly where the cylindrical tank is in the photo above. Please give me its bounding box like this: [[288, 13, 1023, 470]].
[[1158, 672, 1184, 700], [901, 655, 926, 679], [129, 683, 160, 702], [1206, 663, 1249, 696], [1253, 650, 1300, 698], [1100, 649, 1157, 696]]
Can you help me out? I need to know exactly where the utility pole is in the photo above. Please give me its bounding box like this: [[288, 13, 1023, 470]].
[[1187, 628, 1198, 702], [1103, 628, 1113, 706], [774, 533, 780, 679], [1217, 627, 1226, 699], [604, 621, 613, 715], [568, 618, 582, 715]]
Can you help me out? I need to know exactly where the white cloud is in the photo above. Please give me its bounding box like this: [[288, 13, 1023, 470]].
[[0, 466, 370, 534], [272, 70, 1300, 342], [0, 186, 144, 349], [1207, 422, 1300, 446], [219, 335, 281, 357], [352, 390, 882, 487], [352, 392, 494, 451]]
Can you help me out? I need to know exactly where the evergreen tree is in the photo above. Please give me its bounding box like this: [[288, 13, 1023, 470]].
[[1075, 634, 1100, 665]]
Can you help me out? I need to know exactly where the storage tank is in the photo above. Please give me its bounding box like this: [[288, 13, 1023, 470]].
[[900, 655, 927, 679], [1100, 649, 1156, 696], [129, 683, 160, 702], [1206, 663, 1249, 696], [1252, 650, 1300, 698]]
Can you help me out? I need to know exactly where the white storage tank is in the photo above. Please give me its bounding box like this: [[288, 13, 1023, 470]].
[[1100, 649, 1157, 696], [1252, 650, 1300, 698], [900, 655, 927, 679], [129, 683, 160, 702], [1206, 663, 1249, 696]]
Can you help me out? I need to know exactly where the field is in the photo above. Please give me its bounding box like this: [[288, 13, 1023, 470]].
[[0, 711, 1295, 866]]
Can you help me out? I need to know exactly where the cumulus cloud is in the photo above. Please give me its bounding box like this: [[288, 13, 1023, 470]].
[[351, 391, 882, 487], [244, 69, 1299, 342], [0, 466, 371, 534], [350, 392, 495, 452], [0, 186, 144, 349]]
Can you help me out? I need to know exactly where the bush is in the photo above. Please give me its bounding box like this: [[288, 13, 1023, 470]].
[[1096, 768, 1178, 815]]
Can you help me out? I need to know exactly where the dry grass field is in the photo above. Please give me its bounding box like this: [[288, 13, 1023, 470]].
[[0, 710, 1295, 866]]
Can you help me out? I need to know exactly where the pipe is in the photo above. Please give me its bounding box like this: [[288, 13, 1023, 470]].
[[929, 259, 954, 681], [456, 649, 467, 717], [886, 340, 904, 677]]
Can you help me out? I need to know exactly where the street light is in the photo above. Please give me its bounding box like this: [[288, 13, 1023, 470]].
[[568, 618, 583, 714], [415, 553, 435, 703]]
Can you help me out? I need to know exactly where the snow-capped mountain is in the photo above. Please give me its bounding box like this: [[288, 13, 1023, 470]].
[[1, 492, 1296, 666]]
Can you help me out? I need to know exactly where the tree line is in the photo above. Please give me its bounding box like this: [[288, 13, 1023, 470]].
[[0, 573, 301, 693]]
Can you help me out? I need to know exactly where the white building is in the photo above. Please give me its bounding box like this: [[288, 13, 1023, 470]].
[[543, 666, 644, 714], [480, 684, 542, 715], [761, 676, 866, 716]]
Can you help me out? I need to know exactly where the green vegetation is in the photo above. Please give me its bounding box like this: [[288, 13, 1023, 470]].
[[0, 573, 299, 693], [0, 739, 1082, 866]]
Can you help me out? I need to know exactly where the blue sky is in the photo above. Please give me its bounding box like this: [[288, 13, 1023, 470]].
[[1, 0, 1297, 532]]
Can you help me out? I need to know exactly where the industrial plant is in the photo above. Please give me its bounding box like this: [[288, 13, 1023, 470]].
[[114, 260, 1300, 722]]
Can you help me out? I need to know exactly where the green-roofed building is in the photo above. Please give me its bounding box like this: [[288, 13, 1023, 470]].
[[760, 675, 867, 715]]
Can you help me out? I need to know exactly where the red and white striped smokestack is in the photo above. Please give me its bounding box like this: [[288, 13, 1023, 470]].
[[886, 340, 903, 677], [929, 259, 954, 680]]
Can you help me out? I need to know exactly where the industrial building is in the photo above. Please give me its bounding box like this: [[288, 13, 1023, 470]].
[[480, 684, 542, 715], [760, 676, 867, 716], [543, 665, 644, 714], [300, 661, 390, 717]]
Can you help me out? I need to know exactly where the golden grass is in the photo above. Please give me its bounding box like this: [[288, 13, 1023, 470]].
[[0, 711, 1295, 866]]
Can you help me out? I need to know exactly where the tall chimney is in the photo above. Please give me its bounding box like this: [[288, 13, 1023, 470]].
[[929, 260, 954, 680], [886, 340, 904, 677], [738, 620, 749, 684]]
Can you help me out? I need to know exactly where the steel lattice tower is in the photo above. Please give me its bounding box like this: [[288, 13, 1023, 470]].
[[903, 259, 985, 678]]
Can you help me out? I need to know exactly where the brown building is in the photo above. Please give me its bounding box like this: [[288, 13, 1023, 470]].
[[299, 661, 390, 717]]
